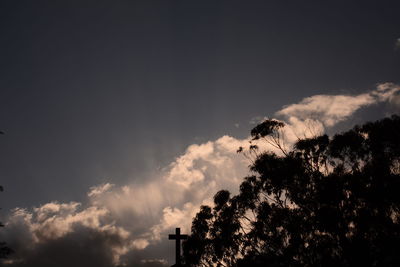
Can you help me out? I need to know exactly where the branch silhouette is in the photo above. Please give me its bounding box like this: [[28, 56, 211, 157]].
[[183, 115, 400, 266], [0, 131, 13, 259]]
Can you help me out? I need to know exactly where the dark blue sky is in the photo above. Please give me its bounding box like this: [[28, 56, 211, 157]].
[[0, 1, 399, 210]]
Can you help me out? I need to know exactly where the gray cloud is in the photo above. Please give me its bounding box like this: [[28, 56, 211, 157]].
[[7, 226, 122, 267], [0, 203, 133, 266], [3, 225, 167, 267]]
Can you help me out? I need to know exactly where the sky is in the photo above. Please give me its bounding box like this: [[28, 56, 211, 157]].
[[0, 1, 399, 266]]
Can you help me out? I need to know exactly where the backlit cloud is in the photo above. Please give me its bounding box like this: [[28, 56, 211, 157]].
[[276, 83, 400, 143], [277, 83, 400, 127], [1, 83, 399, 266]]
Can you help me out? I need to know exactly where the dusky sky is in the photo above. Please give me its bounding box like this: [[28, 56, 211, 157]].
[[0, 1, 399, 266]]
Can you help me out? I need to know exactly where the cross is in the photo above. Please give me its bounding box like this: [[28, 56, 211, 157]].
[[169, 227, 188, 266]]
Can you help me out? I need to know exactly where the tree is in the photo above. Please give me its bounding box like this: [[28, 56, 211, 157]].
[[0, 131, 12, 259], [183, 115, 400, 266], [0, 186, 12, 259]]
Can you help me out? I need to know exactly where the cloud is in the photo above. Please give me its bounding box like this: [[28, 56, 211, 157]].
[[1, 83, 399, 266], [276, 83, 400, 143], [0, 136, 250, 266], [87, 183, 114, 198], [396, 38, 400, 50], [277, 93, 374, 126], [1, 203, 132, 267], [249, 116, 268, 125]]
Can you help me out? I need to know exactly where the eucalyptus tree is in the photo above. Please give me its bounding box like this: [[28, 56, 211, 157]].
[[183, 115, 400, 266]]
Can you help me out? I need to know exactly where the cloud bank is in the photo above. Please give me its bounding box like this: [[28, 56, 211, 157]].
[[1, 136, 250, 267], [1, 83, 399, 266]]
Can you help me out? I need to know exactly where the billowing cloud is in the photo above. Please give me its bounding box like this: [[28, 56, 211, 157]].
[[1, 83, 399, 266], [0, 136, 250, 266], [276, 82, 400, 143], [1, 203, 132, 267]]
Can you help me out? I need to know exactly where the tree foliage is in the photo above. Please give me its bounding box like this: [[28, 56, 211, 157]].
[[0, 187, 12, 259], [183, 115, 400, 266], [0, 131, 12, 259]]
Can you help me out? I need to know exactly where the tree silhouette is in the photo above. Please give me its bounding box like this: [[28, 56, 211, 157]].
[[183, 115, 400, 266], [0, 131, 12, 259], [0, 186, 12, 259]]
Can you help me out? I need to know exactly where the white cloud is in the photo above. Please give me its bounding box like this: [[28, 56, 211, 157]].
[[250, 116, 268, 125], [374, 82, 400, 105], [1, 83, 399, 266], [132, 238, 150, 250], [87, 183, 114, 198], [0, 135, 250, 266], [277, 93, 373, 127], [276, 83, 400, 143]]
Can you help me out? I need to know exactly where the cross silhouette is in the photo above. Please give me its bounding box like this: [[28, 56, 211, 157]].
[[169, 227, 188, 266]]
